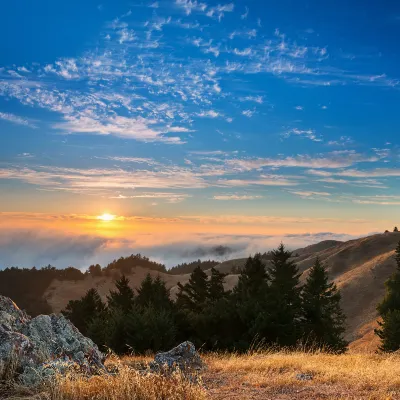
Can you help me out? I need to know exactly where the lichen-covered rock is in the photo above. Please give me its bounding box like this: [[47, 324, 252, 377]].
[[0, 295, 105, 387], [0, 325, 44, 371], [149, 341, 204, 376], [0, 296, 30, 331], [22, 314, 105, 374]]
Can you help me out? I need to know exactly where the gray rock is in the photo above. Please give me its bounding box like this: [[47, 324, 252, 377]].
[[0, 295, 105, 387], [149, 341, 204, 377]]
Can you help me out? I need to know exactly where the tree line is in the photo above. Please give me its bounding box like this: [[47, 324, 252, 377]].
[[63, 244, 348, 354], [0, 255, 218, 316]]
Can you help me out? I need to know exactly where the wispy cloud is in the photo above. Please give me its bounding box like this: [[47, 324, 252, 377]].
[[53, 115, 183, 143], [0, 112, 36, 128], [283, 128, 322, 142], [213, 194, 262, 200]]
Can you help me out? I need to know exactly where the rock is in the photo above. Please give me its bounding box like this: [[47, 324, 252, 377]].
[[149, 341, 205, 377], [296, 373, 313, 381], [0, 295, 105, 387]]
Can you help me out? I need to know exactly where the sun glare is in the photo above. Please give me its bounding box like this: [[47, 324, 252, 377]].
[[97, 213, 116, 222]]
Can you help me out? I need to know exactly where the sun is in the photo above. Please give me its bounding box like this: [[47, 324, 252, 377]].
[[97, 213, 116, 222]]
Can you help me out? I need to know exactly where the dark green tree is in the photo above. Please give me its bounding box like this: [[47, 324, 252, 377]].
[[126, 306, 176, 353], [107, 275, 135, 312], [208, 267, 228, 302], [375, 310, 400, 352], [232, 254, 269, 349], [262, 244, 303, 347], [62, 288, 105, 335], [176, 266, 209, 312], [136, 274, 173, 310], [301, 258, 347, 352], [375, 241, 400, 351]]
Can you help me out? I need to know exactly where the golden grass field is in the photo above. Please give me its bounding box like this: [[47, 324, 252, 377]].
[[6, 350, 400, 400]]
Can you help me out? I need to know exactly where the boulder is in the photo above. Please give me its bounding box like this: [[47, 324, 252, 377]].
[[0, 295, 105, 386], [149, 341, 204, 377]]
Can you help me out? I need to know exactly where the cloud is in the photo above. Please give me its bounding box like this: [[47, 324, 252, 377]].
[[110, 192, 191, 203], [239, 95, 263, 104], [217, 175, 299, 187], [53, 115, 183, 143], [213, 194, 262, 200], [0, 165, 208, 192], [226, 151, 379, 171], [283, 128, 322, 142], [290, 191, 331, 198], [240, 6, 249, 19], [0, 229, 108, 269], [197, 110, 222, 118], [242, 109, 255, 118], [0, 112, 36, 128], [0, 226, 362, 269]]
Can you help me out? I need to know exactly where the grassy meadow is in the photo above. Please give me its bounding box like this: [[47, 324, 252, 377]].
[[5, 349, 400, 400]]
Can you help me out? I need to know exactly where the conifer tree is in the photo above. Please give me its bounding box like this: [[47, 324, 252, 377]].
[[375, 241, 400, 351], [232, 254, 269, 348], [107, 275, 135, 312], [62, 288, 105, 335], [264, 244, 303, 347], [301, 258, 347, 352], [176, 266, 209, 312], [375, 310, 400, 352], [136, 273, 172, 310], [208, 267, 228, 302]]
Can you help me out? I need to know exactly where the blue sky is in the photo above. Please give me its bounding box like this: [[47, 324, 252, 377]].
[[0, 0, 399, 268]]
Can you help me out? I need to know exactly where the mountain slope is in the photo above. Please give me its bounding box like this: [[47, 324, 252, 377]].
[[44, 232, 400, 349]]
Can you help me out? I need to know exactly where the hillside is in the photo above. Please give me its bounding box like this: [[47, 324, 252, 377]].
[[44, 232, 400, 349]]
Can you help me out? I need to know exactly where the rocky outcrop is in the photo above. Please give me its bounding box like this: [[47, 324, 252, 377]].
[[149, 341, 204, 377], [0, 295, 105, 386]]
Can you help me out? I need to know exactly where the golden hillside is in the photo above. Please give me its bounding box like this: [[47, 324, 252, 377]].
[[44, 232, 400, 349]]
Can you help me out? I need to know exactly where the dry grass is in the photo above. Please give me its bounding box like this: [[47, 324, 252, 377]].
[[5, 350, 400, 399], [203, 350, 400, 399]]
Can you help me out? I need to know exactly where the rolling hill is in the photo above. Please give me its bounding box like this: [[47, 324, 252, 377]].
[[43, 232, 400, 350]]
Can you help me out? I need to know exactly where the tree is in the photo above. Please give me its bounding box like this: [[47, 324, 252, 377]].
[[126, 307, 176, 353], [375, 310, 400, 352], [394, 227, 399, 232], [176, 266, 209, 312], [88, 264, 102, 277], [107, 275, 135, 312], [208, 267, 228, 302], [375, 241, 400, 351], [262, 244, 303, 347], [62, 288, 105, 335], [136, 274, 173, 310], [301, 258, 347, 352], [232, 254, 269, 349]]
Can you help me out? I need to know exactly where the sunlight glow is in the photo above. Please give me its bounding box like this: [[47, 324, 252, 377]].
[[97, 213, 116, 222]]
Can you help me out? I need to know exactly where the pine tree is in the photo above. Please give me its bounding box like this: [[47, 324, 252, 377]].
[[107, 275, 135, 312], [375, 241, 400, 351], [176, 266, 209, 312], [62, 288, 105, 335], [208, 267, 228, 302], [263, 244, 303, 347], [232, 254, 269, 349], [375, 310, 400, 352], [301, 258, 347, 352], [136, 273, 172, 310]]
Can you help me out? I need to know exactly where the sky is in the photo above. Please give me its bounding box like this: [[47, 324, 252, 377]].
[[0, 0, 399, 269]]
